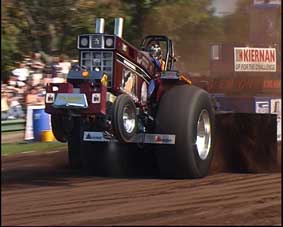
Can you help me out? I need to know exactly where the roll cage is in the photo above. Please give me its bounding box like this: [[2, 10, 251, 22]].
[[140, 35, 176, 71]]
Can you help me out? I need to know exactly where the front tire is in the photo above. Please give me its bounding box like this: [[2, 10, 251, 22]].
[[155, 85, 215, 178], [112, 94, 137, 143], [51, 115, 82, 168], [51, 115, 67, 142]]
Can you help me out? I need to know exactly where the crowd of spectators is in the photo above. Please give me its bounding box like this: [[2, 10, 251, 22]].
[[1, 52, 75, 121]]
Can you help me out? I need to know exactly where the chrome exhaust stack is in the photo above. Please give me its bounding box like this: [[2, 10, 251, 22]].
[[114, 17, 124, 38], [95, 18, 105, 33]]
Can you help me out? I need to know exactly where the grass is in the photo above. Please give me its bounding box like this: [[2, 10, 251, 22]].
[[1, 141, 67, 156]]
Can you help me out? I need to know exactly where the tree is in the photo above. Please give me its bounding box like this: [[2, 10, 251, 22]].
[[6, 0, 272, 79], [142, 0, 225, 73], [119, 0, 160, 45], [1, 0, 22, 79], [221, 0, 252, 44], [1, 0, 107, 77]]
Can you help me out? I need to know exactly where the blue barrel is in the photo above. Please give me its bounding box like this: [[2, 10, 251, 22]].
[[32, 109, 51, 141]]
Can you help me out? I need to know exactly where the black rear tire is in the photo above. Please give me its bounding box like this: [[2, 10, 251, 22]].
[[155, 85, 215, 178]]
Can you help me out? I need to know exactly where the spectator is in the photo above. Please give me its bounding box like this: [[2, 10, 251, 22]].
[[30, 52, 45, 86], [30, 71, 43, 86], [50, 56, 61, 78], [2, 52, 76, 121], [43, 74, 53, 86], [26, 86, 45, 105], [30, 52, 45, 71], [58, 55, 71, 78], [7, 74, 21, 93], [23, 55, 33, 69], [37, 87, 46, 103], [50, 56, 66, 83], [5, 72, 27, 110], [18, 82, 29, 107], [5, 90, 25, 120], [11, 62, 29, 87], [1, 85, 10, 120]]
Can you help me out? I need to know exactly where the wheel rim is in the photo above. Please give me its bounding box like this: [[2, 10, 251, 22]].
[[122, 105, 136, 134], [196, 109, 211, 160]]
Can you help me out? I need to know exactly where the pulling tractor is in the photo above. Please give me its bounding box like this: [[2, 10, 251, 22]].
[[45, 18, 278, 178]]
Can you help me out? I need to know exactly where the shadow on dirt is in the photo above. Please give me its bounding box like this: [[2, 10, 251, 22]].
[[2, 137, 281, 190], [1, 149, 161, 190]]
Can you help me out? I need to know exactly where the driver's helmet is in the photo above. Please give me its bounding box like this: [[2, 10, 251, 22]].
[[149, 43, 162, 60]]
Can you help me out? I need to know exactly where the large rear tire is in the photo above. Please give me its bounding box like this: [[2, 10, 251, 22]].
[[155, 85, 215, 178]]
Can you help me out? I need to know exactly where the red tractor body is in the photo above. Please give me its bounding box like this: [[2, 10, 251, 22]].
[[44, 17, 279, 178]]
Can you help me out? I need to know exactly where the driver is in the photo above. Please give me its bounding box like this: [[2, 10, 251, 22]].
[[148, 42, 165, 71]]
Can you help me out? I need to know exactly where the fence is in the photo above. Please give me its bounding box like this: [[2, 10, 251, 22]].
[[1, 119, 26, 132]]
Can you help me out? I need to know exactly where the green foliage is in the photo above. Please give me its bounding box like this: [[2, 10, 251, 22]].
[[1, 0, 281, 78], [119, 0, 160, 45], [142, 0, 225, 73], [221, 0, 252, 44], [2, 1, 21, 79], [1, 140, 67, 156]]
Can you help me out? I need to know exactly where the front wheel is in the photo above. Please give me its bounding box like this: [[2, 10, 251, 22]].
[[51, 115, 82, 168], [51, 115, 67, 142], [112, 94, 137, 143], [155, 85, 215, 178]]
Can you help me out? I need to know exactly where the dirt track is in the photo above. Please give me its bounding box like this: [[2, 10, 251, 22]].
[[2, 150, 281, 226]]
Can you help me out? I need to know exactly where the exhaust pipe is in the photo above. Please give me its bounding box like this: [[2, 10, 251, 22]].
[[95, 18, 105, 33], [114, 17, 124, 38]]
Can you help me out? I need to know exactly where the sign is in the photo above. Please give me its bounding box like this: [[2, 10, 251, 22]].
[[45, 93, 55, 103], [270, 99, 281, 141], [54, 93, 88, 108], [254, 0, 281, 5], [234, 47, 276, 72], [92, 93, 101, 104], [255, 101, 269, 113]]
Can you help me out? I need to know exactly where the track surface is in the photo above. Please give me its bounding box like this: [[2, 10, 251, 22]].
[[2, 150, 281, 226]]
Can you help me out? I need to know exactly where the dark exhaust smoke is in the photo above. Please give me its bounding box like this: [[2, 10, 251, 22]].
[[210, 112, 280, 173]]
